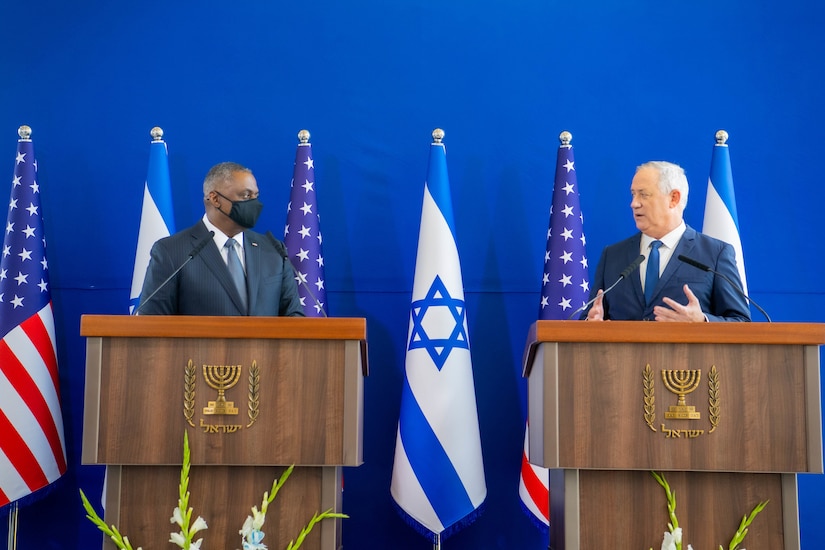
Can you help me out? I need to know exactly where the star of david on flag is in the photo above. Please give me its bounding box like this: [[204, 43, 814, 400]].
[[284, 130, 327, 316], [391, 130, 486, 542], [519, 131, 589, 533], [0, 126, 67, 511], [408, 275, 469, 370]]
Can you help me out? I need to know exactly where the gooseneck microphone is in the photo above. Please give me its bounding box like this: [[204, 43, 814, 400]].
[[132, 231, 215, 315], [676, 254, 771, 322], [567, 254, 645, 320], [265, 232, 328, 317]]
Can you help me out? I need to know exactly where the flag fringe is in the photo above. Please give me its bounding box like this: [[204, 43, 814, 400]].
[[0, 474, 64, 518], [392, 499, 487, 543], [518, 498, 550, 534]]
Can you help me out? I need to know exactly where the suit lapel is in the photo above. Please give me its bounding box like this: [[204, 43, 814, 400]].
[[657, 226, 697, 296], [244, 232, 261, 316], [627, 233, 646, 307]]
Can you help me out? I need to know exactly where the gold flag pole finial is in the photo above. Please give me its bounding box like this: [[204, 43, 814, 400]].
[[715, 129, 729, 145], [559, 130, 572, 146], [18, 125, 32, 140], [298, 129, 311, 144], [150, 126, 164, 142], [432, 128, 444, 144]]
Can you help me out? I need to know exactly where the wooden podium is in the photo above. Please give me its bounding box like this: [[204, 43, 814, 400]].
[[81, 315, 367, 550], [523, 321, 825, 550]]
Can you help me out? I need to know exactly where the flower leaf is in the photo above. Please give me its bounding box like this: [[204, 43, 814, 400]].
[[728, 500, 768, 550], [284, 509, 349, 550], [650, 471, 679, 533], [79, 488, 138, 550]]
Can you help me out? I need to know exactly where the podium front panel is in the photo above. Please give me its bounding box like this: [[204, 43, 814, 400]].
[[84, 335, 364, 466], [529, 341, 821, 473], [550, 469, 796, 550], [103, 465, 340, 550]]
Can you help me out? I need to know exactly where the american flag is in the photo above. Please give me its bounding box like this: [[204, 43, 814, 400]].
[[519, 131, 589, 531], [0, 126, 66, 510], [284, 130, 327, 316], [538, 132, 589, 319]]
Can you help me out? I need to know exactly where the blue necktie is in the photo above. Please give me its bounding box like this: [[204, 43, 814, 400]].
[[644, 240, 662, 305], [224, 238, 247, 312]]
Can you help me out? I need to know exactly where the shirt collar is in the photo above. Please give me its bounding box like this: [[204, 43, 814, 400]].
[[202, 214, 244, 249], [641, 221, 685, 252]]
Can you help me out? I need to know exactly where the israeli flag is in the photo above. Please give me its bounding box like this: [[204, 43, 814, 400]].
[[129, 128, 176, 313], [702, 131, 747, 294], [391, 130, 486, 541]]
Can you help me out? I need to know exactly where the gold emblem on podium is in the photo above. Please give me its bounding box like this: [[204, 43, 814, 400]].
[[662, 369, 701, 419], [642, 364, 721, 437], [183, 359, 261, 430], [202, 364, 242, 415]]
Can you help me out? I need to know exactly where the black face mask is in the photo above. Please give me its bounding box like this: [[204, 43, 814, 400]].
[[215, 192, 263, 228]]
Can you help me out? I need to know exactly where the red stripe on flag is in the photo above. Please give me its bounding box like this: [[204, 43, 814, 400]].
[[0, 408, 49, 498], [21, 309, 60, 399], [521, 450, 549, 521], [0, 337, 66, 474]]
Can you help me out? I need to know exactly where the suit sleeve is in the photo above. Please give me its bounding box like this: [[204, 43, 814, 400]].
[[278, 255, 306, 317], [705, 243, 751, 322], [137, 240, 178, 315]]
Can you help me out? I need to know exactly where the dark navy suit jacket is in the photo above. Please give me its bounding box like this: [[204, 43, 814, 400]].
[[587, 225, 750, 322], [137, 221, 304, 316]]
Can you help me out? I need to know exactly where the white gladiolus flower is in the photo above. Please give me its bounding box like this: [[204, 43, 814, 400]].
[[169, 532, 186, 547], [240, 516, 254, 538], [252, 507, 265, 530], [190, 516, 208, 534], [672, 527, 682, 544]]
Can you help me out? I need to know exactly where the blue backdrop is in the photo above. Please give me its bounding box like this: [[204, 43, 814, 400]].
[[2, 1, 824, 548]]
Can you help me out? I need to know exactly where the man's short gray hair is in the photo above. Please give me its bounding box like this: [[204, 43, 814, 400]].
[[636, 160, 689, 210], [203, 162, 253, 196]]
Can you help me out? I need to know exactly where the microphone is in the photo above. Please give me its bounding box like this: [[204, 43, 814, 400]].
[[265, 232, 328, 317], [567, 254, 645, 320], [132, 231, 215, 315], [677, 254, 771, 322]]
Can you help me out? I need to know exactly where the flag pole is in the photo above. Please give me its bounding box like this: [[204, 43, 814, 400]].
[[6, 501, 18, 550]]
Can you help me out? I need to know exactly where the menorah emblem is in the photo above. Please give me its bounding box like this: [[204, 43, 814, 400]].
[[202, 364, 242, 415], [662, 369, 701, 419]]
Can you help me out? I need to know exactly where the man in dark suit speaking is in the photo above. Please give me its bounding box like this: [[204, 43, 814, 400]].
[[137, 161, 304, 316], [585, 161, 750, 322]]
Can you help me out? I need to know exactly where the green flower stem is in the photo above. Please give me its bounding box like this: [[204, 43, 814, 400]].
[[285, 509, 349, 550], [649, 471, 768, 550], [79, 489, 140, 550], [728, 500, 769, 550], [171, 431, 208, 549], [264, 464, 294, 515], [650, 471, 679, 533]]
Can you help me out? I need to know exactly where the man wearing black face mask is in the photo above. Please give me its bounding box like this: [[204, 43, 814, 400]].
[[137, 162, 304, 316]]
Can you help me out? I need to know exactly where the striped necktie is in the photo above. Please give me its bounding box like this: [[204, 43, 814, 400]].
[[224, 238, 247, 312]]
